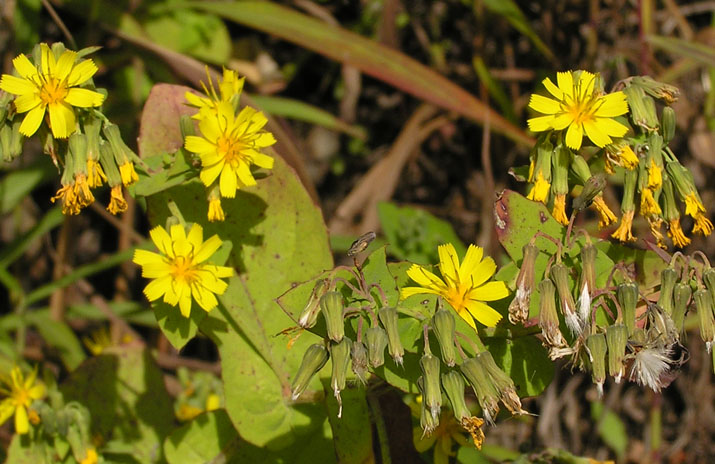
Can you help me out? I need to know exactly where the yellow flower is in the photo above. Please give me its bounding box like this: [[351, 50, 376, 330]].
[[205, 393, 220, 411], [83, 326, 112, 356], [86, 159, 106, 188], [132, 223, 233, 318], [605, 143, 639, 170], [611, 210, 636, 242], [552, 193, 569, 225], [592, 194, 616, 228], [647, 216, 667, 249], [640, 188, 661, 216], [80, 448, 98, 464], [0, 367, 46, 434], [528, 71, 629, 150], [667, 219, 690, 248], [208, 197, 225, 222], [647, 159, 662, 190], [684, 193, 713, 236], [413, 411, 470, 464], [73, 173, 95, 209], [185, 67, 244, 119], [185, 102, 276, 198], [51, 183, 81, 215], [400, 244, 509, 329], [527, 170, 550, 203], [693, 214, 713, 236], [119, 161, 138, 186], [0, 44, 104, 139], [107, 185, 128, 215]]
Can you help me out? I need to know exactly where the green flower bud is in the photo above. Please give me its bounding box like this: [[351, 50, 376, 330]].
[[378, 307, 404, 366], [330, 337, 352, 417], [694, 289, 714, 352], [441, 371, 470, 421], [606, 324, 628, 382], [570, 154, 592, 185], [460, 358, 500, 424], [179, 114, 196, 138], [573, 174, 607, 211], [291, 343, 329, 400], [365, 326, 388, 368], [551, 263, 580, 335], [99, 142, 123, 188], [432, 308, 456, 366], [617, 282, 639, 336], [477, 351, 526, 415], [672, 282, 692, 333], [624, 84, 658, 131], [68, 133, 88, 176], [657, 268, 678, 315], [621, 167, 638, 213], [551, 144, 570, 196], [298, 279, 330, 328], [320, 292, 345, 342], [704, 268, 715, 311], [417, 377, 439, 435], [103, 123, 137, 166], [351, 340, 369, 385], [419, 353, 442, 420], [1, 119, 24, 162], [538, 279, 568, 353], [586, 333, 607, 396], [631, 76, 680, 104], [508, 242, 539, 325], [661, 106, 676, 143]]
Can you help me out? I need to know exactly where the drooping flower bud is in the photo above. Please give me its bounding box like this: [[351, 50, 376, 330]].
[[432, 308, 457, 366], [538, 279, 568, 357], [365, 326, 388, 368], [694, 289, 714, 353], [617, 282, 639, 336], [550, 263, 580, 335], [103, 123, 139, 186], [550, 144, 571, 225], [657, 268, 678, 316], [378, 307, 404, 366], [419, 353, 442, 420], [298, 279, 330, 328], [441, 371, 470, 421], [612, 169, 638, 243], [624, 84, 659, 131], [661, 106, 676, 143], [320, 292, 345, 342], [586, 333, 607, 397], [578, 243, 597, 328], [476, 351, 527, 416], [631, 76, 680, 104], [526, 139, 553, 203], [330, 337, 352, 418], [606, 324, 628, 383], [573, 175, 607, 212], [291, 344, 329, 400], [460, 358, 500, 424], [508, 242, 539, 325], [351, 340, 369, 385], [672, 282, 692, 333], [417, 377, 438, 436]]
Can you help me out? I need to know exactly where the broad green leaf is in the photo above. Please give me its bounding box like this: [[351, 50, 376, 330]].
[[165, 410, 241, 464], [5, 435, 46, 464], [483, 336, 553, 397], [61, 346, 175, 463], [378, 202, 466, 265], [189, 1, 532, 146], [0, 157, 55, 214], [323, 382, 374, 464]]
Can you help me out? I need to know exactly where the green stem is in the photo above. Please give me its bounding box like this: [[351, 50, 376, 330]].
[[366, 391, 391, 464]]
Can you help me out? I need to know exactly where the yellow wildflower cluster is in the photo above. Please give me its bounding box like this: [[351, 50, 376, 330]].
[[524, 71, 711, 248], [0, 43, 138, 215], [183, 68, 276, 222], [0, 366, 45, 435]]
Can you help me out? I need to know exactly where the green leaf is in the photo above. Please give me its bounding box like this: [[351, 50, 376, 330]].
[[323, 382, 374, 464], [189, 1, 532, 146], [0, 157, 55, 214], [483, 336, 554, 397], [61, 346, 175, 463], [377, 202, 466, 265], [5, 435, 46, 464], [482, 0, 554, 61], [591, 401, 628, 458], [164, 410, 241, 464], [25, 311, 86, 370]]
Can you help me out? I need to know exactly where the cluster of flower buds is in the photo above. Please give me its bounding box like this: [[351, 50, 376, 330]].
[[0, 43, 139, 215], [523, 72, 712, 248]]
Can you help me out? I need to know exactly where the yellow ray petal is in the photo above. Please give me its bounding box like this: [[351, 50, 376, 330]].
[[464, 300, 503, 327], [469, 281, 510, 302]]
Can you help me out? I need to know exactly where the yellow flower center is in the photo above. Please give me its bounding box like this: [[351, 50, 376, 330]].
[[14, 388, 30, 407], [170, 256, 198, 284], [217, 135, 247, 164], [445, 284, 470, 311], [39, 77, 68, 105]]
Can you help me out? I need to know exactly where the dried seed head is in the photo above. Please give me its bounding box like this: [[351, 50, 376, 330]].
[[460, 358, 500, 425], [460, 416, 485, 450], [538, 279, 568, 357], [477, 351, 527, 416], [378, 307, 404, 366], [586, 333, 607, 397], [606, 324, 628, 383], [320, 292, 345, 342], [672, 282, 692, 334], [617, 282, 639, 336], [629, 346, 672, 392], [291, 344, 329, 400], [365, 326, 388, 368], [350, 341, 369, 385], [419, 353, 442, 420], [441, 371, 471, 422], [578, 243, 598, 327], [432, 308, 457, 366], [508, 243, 539, 325], [298, 279, 330, 328], [551, 263, 581, 335], [330, 337, 352, 418]]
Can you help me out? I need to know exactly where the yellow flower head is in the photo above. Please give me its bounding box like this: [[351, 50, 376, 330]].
[[606, 143, 639, 170], [647, 216, 667, 249], [185, 102, 276, 198], [592, 194, 617, 228], [107, 185, 128, 215], [667, 218, 691, 248], [552, 193, 569, 225], [640, 188, 661, 216], [527, 170, 550, 203], [82, 326, 112, 356], [0, 44, 105, 139], [208, 197, 225, 222], [528, 71, 629, 150], [119, 161, 138, 186], [693, 213, 713, 236], [51, 183, 81, 215], [611, 210, 636, 243], [0, 366, 46, 434], [73, 173, 95, 208], [80, 448, 98, 464], [132, 223, 233, 318], [400, 244, 509, 329], [86, 159, 106, 188], [647, 159, 662, 190], [186, 68, 245, 119]]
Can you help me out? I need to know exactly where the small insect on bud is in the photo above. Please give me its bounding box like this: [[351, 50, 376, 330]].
[[351, 341, 369, 385], [460, 358, 500, 425], [330, 338, 352, 418], [694, 290, 715, 353], [578, 243, 598, 328], [672, 282, 692, 334], [299, 279, 330, 328], [617, 282, 639, 336], [551, 263, 581, 335], [420, 353, 442, 421], [657, 268, 678, 316], [538, 279, 568, 357], [573, 174, 607, 211], [417, 377, 439, 436], [347, 231, 376, 257], [606, 324, 628, 383], [508, 242, 539, 325], [441, 371, 471, 421], [432, 308, 457, 366], [378, 307, 404, 366], [320, 292, 345, 342], [365, 326, 388, 368], [291, 344, 329, 400], [477, 351, 527, 416], [661, 106, 676, 143], [586, 333, 607, 397]]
